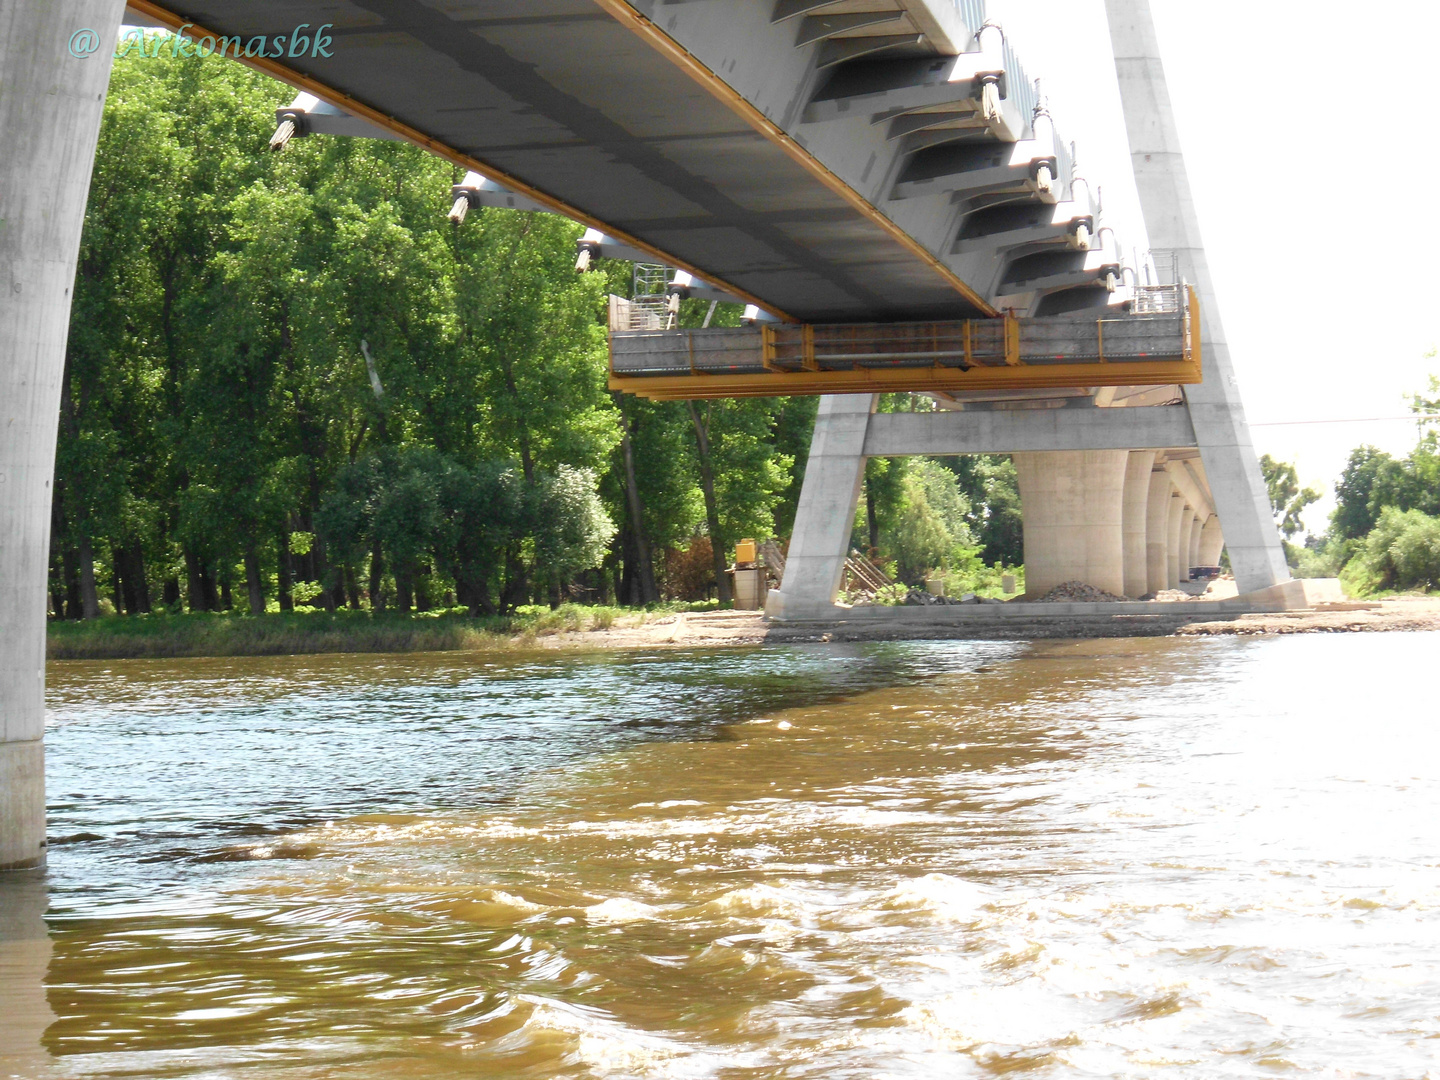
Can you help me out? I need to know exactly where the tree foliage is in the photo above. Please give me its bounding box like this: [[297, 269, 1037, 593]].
[[52, 52, 833, 616]]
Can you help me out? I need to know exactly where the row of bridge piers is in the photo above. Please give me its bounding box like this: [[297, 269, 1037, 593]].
[[1014, 449, 1223, 600]]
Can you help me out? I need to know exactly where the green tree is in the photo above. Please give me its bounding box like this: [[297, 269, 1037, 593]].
[[1258, 454, 1320, 541]]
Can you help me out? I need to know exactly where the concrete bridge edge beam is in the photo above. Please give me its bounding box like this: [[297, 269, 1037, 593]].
[[1104, 0, 1290, 595], [764, 394, 875, 618], [1, 0, 125, 870], [1121, 451, 1157, 599]]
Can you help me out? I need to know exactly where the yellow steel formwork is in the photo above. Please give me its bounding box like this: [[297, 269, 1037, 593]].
[[610, 288, 1202, 400]]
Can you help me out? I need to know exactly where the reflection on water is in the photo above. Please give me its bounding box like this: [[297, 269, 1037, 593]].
[[5, 634, 1440, 1077]]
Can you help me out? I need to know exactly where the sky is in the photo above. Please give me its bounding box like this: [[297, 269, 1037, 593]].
[[989, 0, 1440, 532]]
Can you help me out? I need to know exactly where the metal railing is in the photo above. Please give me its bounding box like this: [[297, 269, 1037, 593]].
[[1130, 281, 1185, 316]]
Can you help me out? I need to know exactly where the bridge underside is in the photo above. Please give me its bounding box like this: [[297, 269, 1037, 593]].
[[128, 0, 996, 322]]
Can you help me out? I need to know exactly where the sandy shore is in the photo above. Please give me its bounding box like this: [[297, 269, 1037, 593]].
[[532, 598, 1440, 650]]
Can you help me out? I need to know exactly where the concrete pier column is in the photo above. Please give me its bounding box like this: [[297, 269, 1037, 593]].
[[1144, 470, 1173, 597], [1105, 0, 1290, 594], [2, 0, 124, 869], [765, 394, 873, 618], [1189, 514, 1205, 575], [1121, 451, 1157, 599], [1165, 493, 1185, 589], [1198, 515, 1225, 567], [1176, 509, 1197, 582], [1013, 450, 1129, 598]]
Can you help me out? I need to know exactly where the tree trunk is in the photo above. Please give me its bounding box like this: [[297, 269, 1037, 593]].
[[162, 575, 180, 610], [396, 568, 413, 613], [63, 547, 82, 619], [129, 542, 152, 613], [244, 548, 265, 614], [687, 401, 732, 605], [111, 547, 132, 614], [185, 548, 207, 612], [368, 543, 385, 611], [77, 535, 100, 619], [216, 566, 230, 611], [276, 531, 294, 611], [345, 565, 361, 610], [312, 535, 338, 612], [866, 478, 879, 556], [617, 398, 659, 605], [49, 550, 65, 620]]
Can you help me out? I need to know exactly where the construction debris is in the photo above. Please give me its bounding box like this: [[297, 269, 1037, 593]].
[[1033, 581, 1131, 603]]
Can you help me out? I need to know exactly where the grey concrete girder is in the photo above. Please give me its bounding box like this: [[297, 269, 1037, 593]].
[[884, 110, 982, 140], [861, 405, 1197, 457], [772, 0, 848, 22], [796, 11, 909, 47], [817, 35, 924, 69], [890, 140, 1058, 202], [1164, 458, 1215, 521]]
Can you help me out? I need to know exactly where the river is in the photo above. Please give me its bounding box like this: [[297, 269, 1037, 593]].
[[2, 633, 1438, 1078]]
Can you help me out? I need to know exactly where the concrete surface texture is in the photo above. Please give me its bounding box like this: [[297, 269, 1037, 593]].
[[0, 0, 125, 869], [1144, 471, 1174, 596], [1165, 493, 1186, 589], [1199, 516, 1225, 567], [1104, 0, 1289, 594], [1121, 451, 1158, 598], [764, 394, 874, 619], [1176, 510, 1196, 583], [1012, 450, 1129, 598]]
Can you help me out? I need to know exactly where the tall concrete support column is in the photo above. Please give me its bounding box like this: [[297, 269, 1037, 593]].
[[1105, 0, 1289, 594], [1, 0, 124, 870], [1013, 450, 1128, 598], [1121, 451, 1157, 599], [1189, 514, 1205, 574], [1176, 509, 1196, 582], [1198, 516, 1225, 567], [1165, 494, 1185, 589], [765, 394, 874, 618], [1144, 471, 1172, 597]]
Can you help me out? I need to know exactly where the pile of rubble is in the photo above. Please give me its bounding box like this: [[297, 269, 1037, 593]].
[[901, 589, 1003, 606], [1034, 581, 1131, 603]]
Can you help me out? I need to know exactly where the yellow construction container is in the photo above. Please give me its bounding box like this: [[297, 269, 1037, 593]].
[[735, 538, 757, 565]]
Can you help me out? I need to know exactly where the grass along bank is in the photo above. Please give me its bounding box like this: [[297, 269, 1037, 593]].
[[47, 604, 717, 661]]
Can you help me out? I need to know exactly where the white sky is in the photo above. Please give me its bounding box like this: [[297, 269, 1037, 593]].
[[989, 0, 1440, 532]]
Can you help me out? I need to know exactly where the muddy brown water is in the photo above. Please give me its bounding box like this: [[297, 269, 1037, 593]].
[[2, 634, 1438, 1077]]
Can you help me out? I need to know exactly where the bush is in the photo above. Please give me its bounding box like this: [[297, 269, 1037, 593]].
[[1344, 507, 1440, 594]]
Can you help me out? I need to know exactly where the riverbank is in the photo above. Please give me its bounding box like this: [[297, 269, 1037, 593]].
[[44, 605, 706, 660], [47, 596, 1440, 660]]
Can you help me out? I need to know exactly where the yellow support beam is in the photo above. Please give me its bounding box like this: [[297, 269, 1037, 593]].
[[612, 356, 1201, 400], [610, 287, 1204, 400]]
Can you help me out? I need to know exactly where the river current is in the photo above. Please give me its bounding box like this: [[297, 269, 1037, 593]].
[[2, 633, 1438, 1078]]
